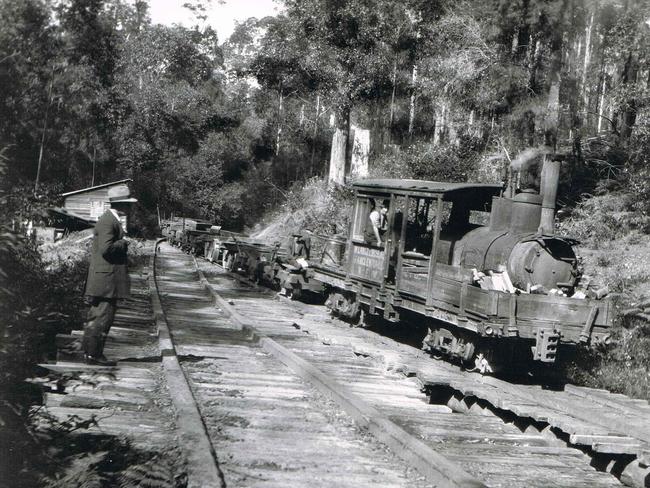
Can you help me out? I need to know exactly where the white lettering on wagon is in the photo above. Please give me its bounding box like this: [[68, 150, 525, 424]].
[[350, 245, 384, 282]]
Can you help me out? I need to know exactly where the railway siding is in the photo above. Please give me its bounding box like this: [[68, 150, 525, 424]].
[[155, 242, 441, 488]]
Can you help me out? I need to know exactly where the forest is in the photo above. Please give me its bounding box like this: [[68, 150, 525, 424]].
[[1, 0, 650, 484], [0, 0, 649, 233]]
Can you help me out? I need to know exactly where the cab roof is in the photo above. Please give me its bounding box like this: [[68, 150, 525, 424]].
[[352, 179, 503, 198]]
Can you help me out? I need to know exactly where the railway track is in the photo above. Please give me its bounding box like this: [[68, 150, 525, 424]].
[[38, 240, 650, 487], [155, 242, 440, 488], [157, 241, 643, 488]]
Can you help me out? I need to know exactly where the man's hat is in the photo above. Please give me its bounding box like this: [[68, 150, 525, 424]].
[[108, 184, 138, 203]]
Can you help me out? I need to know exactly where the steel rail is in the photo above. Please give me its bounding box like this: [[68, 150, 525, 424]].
[[150, 239, 226, 488]]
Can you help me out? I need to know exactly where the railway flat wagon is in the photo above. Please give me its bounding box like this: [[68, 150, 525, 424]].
[[203, 230, 247, 265], [223, 234, 325, 297], [224, 240, 287, 283], [162, 217, 216, 254]]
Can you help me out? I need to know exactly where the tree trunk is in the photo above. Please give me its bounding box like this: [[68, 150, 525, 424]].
[[581, 11, 594, 121], [595, 39, 608, 133], [275, 86, 284, 155], [511, 28, 519, 54], [328, 107, 350, 185], [34, 69, 55, 195], [433, 102, 446, 146], [91, 145, 97, 186], [619, 52, 639, 141], [328, 128, 346, 185], [597, 77, 607, 133], [545, 24, 564, 149], [528, 37, 541, 93], [546, 75, 560, 149], [389, 59, 397, 144], [408, 63, 417, 137], [310, 94, 320, 176], [350, 125, 370, 179]]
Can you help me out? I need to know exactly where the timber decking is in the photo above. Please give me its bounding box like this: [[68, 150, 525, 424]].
[[156, 242, 438, 488], [39, 246, 177, 453]]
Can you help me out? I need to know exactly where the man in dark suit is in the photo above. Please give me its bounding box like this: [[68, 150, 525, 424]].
[[82, 185, 137, 365]]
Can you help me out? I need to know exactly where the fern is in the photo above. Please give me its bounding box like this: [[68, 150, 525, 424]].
[[48, 451, 107, 488], [117, 455, 180, 488]]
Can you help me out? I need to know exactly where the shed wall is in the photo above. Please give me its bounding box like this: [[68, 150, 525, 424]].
[[63, 188, 111, 220]]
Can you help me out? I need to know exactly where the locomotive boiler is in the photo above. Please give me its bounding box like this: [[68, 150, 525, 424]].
[[452, 160, 577, 294]]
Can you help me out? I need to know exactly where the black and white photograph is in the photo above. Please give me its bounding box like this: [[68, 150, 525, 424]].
[[1, 0, 650, 486]]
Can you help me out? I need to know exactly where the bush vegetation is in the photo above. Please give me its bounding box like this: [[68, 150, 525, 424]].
[[556, 166, 650, 399], [370, 136, 486, 182], [566, 319, 650, 401], [0, 229, 85, 486], [249, 177, 355, 262], [0, 230, 187, 487], [1, 1, 649, 480]]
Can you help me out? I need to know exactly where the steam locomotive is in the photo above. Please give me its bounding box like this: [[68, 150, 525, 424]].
[[182, 158, 614, 371]]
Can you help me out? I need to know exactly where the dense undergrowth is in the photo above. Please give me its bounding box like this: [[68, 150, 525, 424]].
[[0, 231, 89, 403], [558, 177, 650, 400]]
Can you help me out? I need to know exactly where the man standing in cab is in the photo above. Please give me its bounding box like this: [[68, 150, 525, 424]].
[[82, 184, 137, 366], [363, 199, 389, 247]]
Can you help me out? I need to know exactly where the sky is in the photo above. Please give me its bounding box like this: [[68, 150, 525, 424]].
[[147, 0, 281, 42]]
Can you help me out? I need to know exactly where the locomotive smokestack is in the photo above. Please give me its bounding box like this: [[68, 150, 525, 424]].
[[539, 157, 560, 235]]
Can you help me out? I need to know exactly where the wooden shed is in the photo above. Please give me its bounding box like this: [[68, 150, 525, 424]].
[[60, 179, 133, 223]]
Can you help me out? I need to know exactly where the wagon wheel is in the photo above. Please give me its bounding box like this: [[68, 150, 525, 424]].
[[225, 253, 236, 271], [352, 308, 366, 327]]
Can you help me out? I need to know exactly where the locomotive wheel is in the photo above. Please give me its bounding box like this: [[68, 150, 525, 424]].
[[287, 288, 301, 300], [423, 326, 498, 372], [354, 308, 366, 327], [325, 291, 362, 324]]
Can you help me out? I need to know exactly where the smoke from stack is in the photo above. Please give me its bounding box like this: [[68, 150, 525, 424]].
[[510, 147, 544, 172]]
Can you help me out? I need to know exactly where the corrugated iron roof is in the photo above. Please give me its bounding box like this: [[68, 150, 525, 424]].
[[47, 207, 95, 229], [352, 179, 503, 195], [60, 179, 132, 197]]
